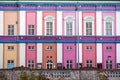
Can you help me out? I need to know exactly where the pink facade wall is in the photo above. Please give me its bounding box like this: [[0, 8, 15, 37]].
[[102, 44, 116, 69], [82, 44, 96, 67], [42, 12, 57, 35], [25, 12, 37, 68], [102, 12, 116, 35], [62, 44, 76, 69], [62, 12, 76, 69], [25, 44, 37, 68], [62, 12, 76, 35], [26, 12, 37, 35], [82, 12, 96, 35]]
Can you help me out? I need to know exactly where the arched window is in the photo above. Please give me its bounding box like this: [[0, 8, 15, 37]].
[[46, 60, 53, 69], [65, 17, 74, 36], [84, 17, 94, 36], [66, 60, 72, 69], [45, 17, 54, 36], [104, 17, 113, 36], [106, 60, 112, 69]]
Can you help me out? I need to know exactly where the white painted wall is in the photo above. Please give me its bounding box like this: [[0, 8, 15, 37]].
[[116, 11, 120, 36], [78, 43, 82, 63], [57, 11, 62, 35], [96, 11, 102, 36], [0, 11, 3, 35], [37, 11, 42, 35], [37, 43, 42, 63], [97, 43, 102, 63], [116, 44, 120, 63], [78, 11, 82, 35], [57, 43, 62, 63], [19, 43, 25, 67], [20, 11, 25, 35], [0, 44, 3, 68]]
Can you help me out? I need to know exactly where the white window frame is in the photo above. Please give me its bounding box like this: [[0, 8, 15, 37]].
[[46, 46, 53, 50], [84, 16, 94, 36], [44, 16, 54, 36], [46, 60, 53, 69], [86, 60, 92, 67], [28, 46, 35, 50], [28, 60, 34, 69], [8, 46, 14, 50], [106, 60, 112, 69], [28, 25, 34, 35], [106, 46, 112, 50], [64, 16, 74, 36], [8, 25, 14, 35], [104, 17, 114, 36], [66, 46, 72, 50], [66, 60, 72, 69], [7, 60, 14, 68], [86, 46, 92, 50]]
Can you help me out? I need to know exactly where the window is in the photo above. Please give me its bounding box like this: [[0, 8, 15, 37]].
[[86, 46, 92, 50], [106, 60, 112, 69], [117, 63, 120, 69], [28, 25, 34, 35], [106, 22, 112, 36], [8, 46, 14, 50], [45, 17, 54, 36], [104, 17, 113, 36], [65, 17, 73, 36], [28, 46, 34, 50], [46, 22, 53, 35], [7, 60, 14, 69], [86, 22, 92, 35], [66, 22, 72, 35], [84, 17, 94, 36], [106, 46, 112, 50], [46, 60, 53, 69], [66, 60, 72, 69], [46, 46, 53, 50], [66, 46, 72, 50], [8, 25, 14, 35], [86, 60, 92, 67], [28, 60, 34, 69]]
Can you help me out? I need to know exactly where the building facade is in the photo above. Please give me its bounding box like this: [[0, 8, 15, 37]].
[[0, 1, 120, 69]]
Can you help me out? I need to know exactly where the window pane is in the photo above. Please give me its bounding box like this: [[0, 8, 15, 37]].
[[66, 60, 72, 69], [8, 25, 14, 35], [28, 60, 34, 68], [86, 22, 92, 35], [106, 22, 112, 36], [106, 60, 112, 69], [46, 46, 53, 50], [28, 25, 34, 35], [66, 22, 72, 35], [46, 22, 53, 35]]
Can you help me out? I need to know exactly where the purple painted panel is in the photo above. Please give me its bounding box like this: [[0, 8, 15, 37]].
[[101, 6, 116, 10], [60, 6, 76, 10], [81, 36, 96, 40], [0, 36, 16, 40], [42, 36, 56, 40], [117, 37, 120, 40], [62, 12, 76, 35], [3, 6, 17, 9], [97, 36, 116, 41], [116, 6, 120, 10], [102, 44, 116, 69], [62, 43, 76, 69], [62, 36, 77, 40], [102, 12, 116, 35], [1, 36, 120, 42], [81, 6, 96, 10]]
